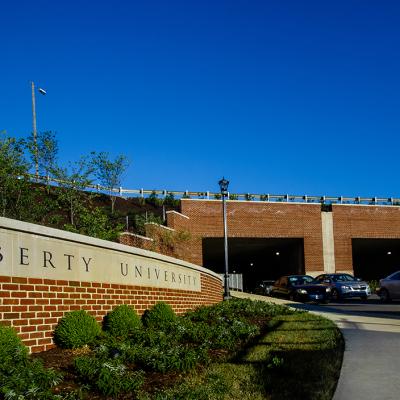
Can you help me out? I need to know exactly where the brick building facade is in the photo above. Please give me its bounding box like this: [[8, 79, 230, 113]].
[[161, 200, 400, 283]]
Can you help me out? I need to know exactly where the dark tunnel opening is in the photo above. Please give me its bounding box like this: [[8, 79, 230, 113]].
[[352, 238, 400, 280], [202, 237, 305, 292]]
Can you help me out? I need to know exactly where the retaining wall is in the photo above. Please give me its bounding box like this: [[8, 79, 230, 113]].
[[0, 217, 222, 353]]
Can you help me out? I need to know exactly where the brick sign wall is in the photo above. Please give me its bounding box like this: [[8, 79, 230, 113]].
[[0, 217, 222, 353]]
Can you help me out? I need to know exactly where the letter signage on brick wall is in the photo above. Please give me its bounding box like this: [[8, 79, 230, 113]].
[[0, 218, 204, 292]]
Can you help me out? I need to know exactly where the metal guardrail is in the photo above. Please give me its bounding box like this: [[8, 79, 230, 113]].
[[25, 173, 400, 207]]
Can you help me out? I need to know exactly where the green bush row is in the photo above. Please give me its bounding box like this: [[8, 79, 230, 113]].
[[54, 301, 176, 349], [1, 299, 297, 398]]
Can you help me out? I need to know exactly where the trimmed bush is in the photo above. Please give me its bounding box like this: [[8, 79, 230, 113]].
[[104, 305, 142, 337], [141, 302, 176, 330], [0, 324, 28, 371], [54, 310, 101, 349]]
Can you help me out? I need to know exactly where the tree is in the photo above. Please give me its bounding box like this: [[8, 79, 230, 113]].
[[73, 207, 124, 241], [26, 131, 58, 177], [91, 152, 129, 214], [0, 132, 31, 219], [53, 158, 94, 227]]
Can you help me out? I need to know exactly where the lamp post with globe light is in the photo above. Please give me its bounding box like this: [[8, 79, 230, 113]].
[[219, 177, 230, 300]]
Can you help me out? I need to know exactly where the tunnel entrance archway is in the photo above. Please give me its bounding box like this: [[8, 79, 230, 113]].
[[352, 238, 400, 280], [202, 237, 305, 292]]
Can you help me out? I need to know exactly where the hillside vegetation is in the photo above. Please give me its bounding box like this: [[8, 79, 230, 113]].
[[0, 131, 179, 240]]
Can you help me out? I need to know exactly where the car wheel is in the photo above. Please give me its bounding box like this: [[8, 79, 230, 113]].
[[289, 292, 296, 301], [331, 289, 340, 302], [379, 288, 391, 303]]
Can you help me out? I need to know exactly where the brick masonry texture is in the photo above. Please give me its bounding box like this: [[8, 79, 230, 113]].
[[124, 201, 400, 278], [332, 204, 400, 271], [0, 274, 222, 353], [171, 200, 325, 272], [119, 232, 153, 251]]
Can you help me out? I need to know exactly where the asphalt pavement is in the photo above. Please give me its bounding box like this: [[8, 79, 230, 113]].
[[232, 291, 400, 400]]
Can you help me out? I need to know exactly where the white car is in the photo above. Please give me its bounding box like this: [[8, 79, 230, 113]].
[[377, 271, 400, 302]]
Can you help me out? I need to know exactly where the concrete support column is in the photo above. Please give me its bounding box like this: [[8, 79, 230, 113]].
[[321, 211, 336, 273]]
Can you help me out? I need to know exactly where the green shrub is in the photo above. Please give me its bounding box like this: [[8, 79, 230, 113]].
[[146, 191, 163, 207], [186, 298, 294, 324], [136, 344, 208, 373], [180, 300, 275, 351], [92, 338, 145, 365], [368, 280, 379, 293], [131, 328, 171, 347], [0, 325, 63, 399], [142, 302, 176, 330], [209, 319, 259, 350], [74, 356, 144, 396], [163, 193, 179, 207], [0, 358, 63, 399], [0, 324, 28, 371], [54, 310, 101, 349], [104, 305, 142, 337]]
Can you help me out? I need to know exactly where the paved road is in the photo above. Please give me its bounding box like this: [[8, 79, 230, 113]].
[[232, 291, 400, 400], [318, 297, 400, 400], [322, 295, 400, 319]]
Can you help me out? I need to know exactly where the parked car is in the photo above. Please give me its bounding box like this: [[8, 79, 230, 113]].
[[314, 273, 371, 301], [376, 270, 400, 302], [254, 280, 275, 296], [270, 275, 331, 303]]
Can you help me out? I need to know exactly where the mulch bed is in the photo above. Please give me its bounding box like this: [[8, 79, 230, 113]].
[[33, 347, 189, 399], [32, 316, 271, 399]]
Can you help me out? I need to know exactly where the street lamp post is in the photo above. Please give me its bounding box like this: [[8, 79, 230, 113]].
[[219, 177, 230, 300], [31, 82, 38, 178], [31, 81, 47, 178]]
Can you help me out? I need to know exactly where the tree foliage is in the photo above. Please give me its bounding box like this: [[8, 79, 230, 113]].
[[25, 131, 58, 177], [0, 133, 31, 218], [0, 131, 129, 242], [53, 158, 94, 227], [91, 152, 129, 214]]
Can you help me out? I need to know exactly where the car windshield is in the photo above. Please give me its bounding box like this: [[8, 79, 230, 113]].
[[331, 274, 356, 282], [289, 276, 314, 285]]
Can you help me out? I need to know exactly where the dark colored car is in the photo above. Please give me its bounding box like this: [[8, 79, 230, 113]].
[[254, 280, 275, 296], [376, 270, 400, 302], [314, 273, 371, 301], [270, 275, 331, 303]]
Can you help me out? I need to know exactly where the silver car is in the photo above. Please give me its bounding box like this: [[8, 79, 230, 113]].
[[314, 273, 371, 301], [377, 271, 400, 302]]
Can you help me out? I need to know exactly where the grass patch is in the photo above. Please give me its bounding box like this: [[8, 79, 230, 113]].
[[148, 312, 344, 400]]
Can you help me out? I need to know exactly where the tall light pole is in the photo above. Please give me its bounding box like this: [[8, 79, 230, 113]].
[[219, 177, 230, 300], [31, 81, 46, 178]]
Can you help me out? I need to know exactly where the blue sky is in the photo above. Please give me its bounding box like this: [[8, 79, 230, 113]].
[[2, 0, 400, 197]]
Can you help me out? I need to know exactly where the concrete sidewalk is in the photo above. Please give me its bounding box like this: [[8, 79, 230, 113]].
[[231, 291, 400, 400]]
